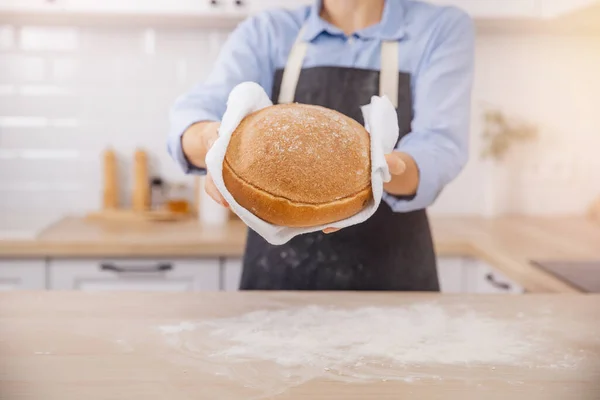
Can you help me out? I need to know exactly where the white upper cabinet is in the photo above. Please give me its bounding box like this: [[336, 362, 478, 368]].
[[398, 0, 599, 19], [426, 0, 540, 18], [63, 0, 208, 14], [0, 0, 68, 12], [0, 0, 312, 15], [540, 0, 599, 17], [243, 0, 313, 14], [0, 0, 598, 29], [57, 0, 223, 15]]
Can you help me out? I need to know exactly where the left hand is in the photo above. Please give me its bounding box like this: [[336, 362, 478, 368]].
[[322, 152, 418, 234]]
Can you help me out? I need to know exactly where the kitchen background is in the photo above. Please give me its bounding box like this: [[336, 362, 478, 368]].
[[1, 0, 600, 232]]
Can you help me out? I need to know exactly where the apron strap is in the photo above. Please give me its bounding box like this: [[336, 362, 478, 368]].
[[380, 40, 399, 108], [278, 27, 399, 108], [278, 26, 308, 104]]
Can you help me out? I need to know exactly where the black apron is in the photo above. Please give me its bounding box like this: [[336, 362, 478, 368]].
[[238, 28, 439, 292]]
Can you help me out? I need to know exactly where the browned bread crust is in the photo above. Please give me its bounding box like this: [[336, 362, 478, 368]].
[[223, 103, 372, 227]]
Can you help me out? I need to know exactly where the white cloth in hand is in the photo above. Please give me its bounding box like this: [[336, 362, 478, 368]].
[[205, 81, 399, 245]]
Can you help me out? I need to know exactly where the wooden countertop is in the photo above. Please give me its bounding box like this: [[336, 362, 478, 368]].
[[0, 216, 249, 258], [1, 292, 599, 400], [1, 215, 600, 293]]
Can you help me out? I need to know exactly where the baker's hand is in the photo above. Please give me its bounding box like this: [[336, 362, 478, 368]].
[[205, 171, 229, 208], [182, 121, 228, 208], [182, 121, 219, 169], [382, 151, 418, 196], [322, 152, 418, 234]]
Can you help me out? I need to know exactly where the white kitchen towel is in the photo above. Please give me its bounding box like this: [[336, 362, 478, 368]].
[[205, 81, 399, 246]]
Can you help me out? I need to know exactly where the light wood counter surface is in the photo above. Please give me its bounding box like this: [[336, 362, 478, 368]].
[[0, 215, 599, 293], [0, 216, 249, 258], [1, 291, 599, 400]]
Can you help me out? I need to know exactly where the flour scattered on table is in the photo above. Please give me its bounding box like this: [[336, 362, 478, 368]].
[[114, 339, 134, 353], [212, 304, 535, 366], [160, 303, 539, 367], [158, 321, 197, 334], [156, 303, 579, 398]]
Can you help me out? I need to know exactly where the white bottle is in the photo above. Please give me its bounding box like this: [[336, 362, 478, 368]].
[[198, 176, 229, 226]]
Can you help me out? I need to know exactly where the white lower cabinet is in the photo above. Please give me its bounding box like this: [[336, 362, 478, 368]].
[[48, 258, 220, 292], [437, 257, 468, 293], [0, 259, 46, 290], [437, 256, 524, 294], [3, 255, 522, 293], [222, 257, 243, 291], [465, 258, 525, 294]]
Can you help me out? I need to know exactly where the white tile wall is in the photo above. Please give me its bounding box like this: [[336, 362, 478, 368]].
[[20, 27, 80, 52], [0, 54, 47, 82], [0, 24, 224, 222], [429, 33, 600, 216], [0, 26, 15, 50], [0, 23, 599, 227]]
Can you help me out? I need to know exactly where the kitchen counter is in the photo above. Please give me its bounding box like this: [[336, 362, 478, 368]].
[[1, 291, 599, 400], [0, 216, 249, 258], [2, 215, 599, 293]]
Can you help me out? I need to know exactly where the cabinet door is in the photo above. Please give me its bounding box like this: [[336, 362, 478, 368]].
[[0, 0, 68, 12], [465, 258, 525, 294], [437, 257, 467, 293], [61, 0, 217, 14], [244, 0, 313, 15], [0, 0, 233, 14], [426, 0, 540, 18], [49, 258, 219, 292], [222, 257, 243, 291], [0, 260, 46, 290], [464, 0, 540, 18], [540, 0, 598, 17]]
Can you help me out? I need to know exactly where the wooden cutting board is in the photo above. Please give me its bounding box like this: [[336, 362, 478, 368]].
[[86, 209, 191, 223]]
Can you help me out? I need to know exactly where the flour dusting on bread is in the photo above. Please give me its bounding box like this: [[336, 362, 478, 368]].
[[226, 104, 370, 204], [222, 103, 372, 227]]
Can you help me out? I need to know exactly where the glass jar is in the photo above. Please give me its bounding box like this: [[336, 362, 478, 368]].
[[166, 182, 191, 214], [150, 177, 165, 211]]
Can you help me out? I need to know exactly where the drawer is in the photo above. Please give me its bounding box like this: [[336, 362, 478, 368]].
[[48, 258, 219, 292], [466, 259, 525, 294], [0, 259, 46, 290]]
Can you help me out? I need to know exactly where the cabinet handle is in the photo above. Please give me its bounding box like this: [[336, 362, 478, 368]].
[[485, 273, 511, 291], [100, 263, 173, 273], [234, 0, 244, 6], [210, 0, 219, 5]]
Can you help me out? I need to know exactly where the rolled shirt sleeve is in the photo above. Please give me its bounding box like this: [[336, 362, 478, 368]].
[[167, 14, 275, 175], [384, 9, 475, 212]]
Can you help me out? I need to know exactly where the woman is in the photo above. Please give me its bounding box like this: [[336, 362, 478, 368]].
[[167, 0, 474, 291]]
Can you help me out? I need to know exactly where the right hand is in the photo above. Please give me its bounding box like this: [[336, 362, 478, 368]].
[[182, 121, 228, 208]]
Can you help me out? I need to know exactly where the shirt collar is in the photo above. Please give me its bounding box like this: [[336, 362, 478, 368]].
[[301, 0, 406, 42]]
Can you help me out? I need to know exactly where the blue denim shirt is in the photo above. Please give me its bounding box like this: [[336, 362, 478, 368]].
[[168, 0, 475, 212]]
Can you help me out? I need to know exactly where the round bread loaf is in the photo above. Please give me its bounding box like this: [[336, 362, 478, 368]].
[[223, 103, 372, 228]]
